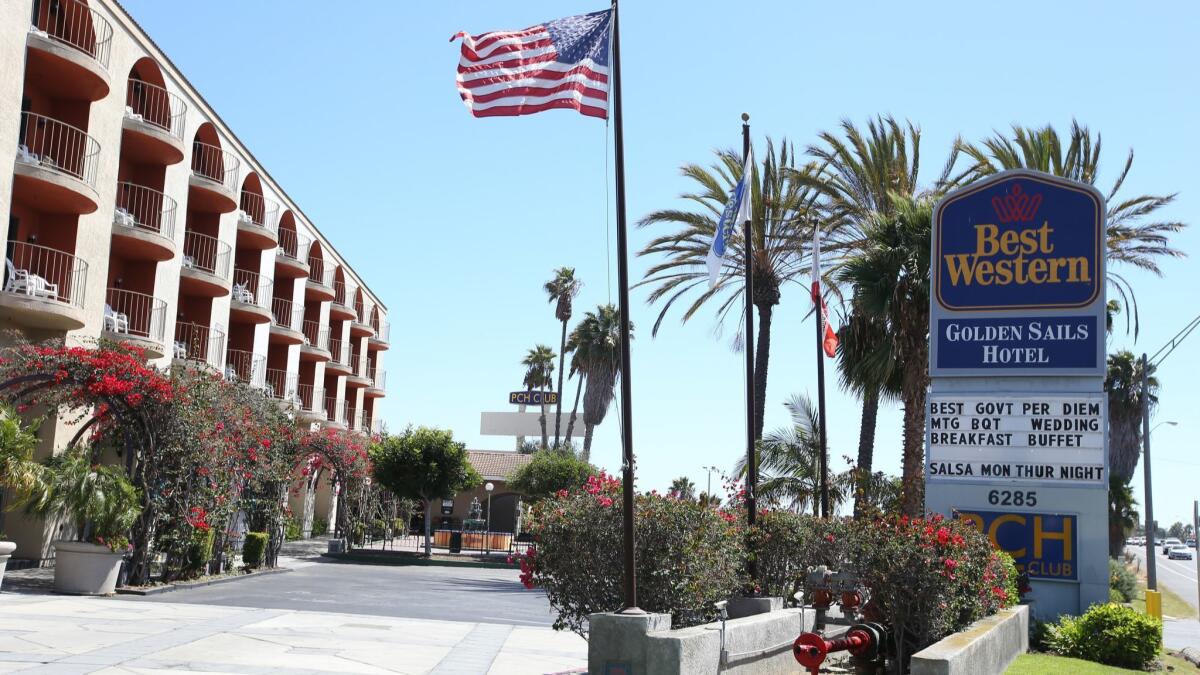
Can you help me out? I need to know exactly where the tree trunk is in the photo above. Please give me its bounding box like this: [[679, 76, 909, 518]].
[[752, 302, 773, 440], [852, 388, 880, 518], [582, 422, 595, 462], [539, 387, 549, 450], [554, 319, 567, 447], [423, 499, 433, 556], [565, 374, 583, 445]]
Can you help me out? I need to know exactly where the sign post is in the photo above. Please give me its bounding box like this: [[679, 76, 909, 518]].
[[926, 169, 1109, 619]]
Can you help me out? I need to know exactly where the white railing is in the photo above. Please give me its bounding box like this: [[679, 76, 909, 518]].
[[265, 368, 298, 403], [325, 395, 345, 425], [191, 141, 239, 192], [125, 79, 185, 139], [329, 337, 347, 366], [237, 192, 279, 233], [276, 228, 310, 262], [174, 322, 225, 369], [358, 412, 374, 434], [332, 279, 352, 307], [225, 348, 266, 388], [307, 256, 334, 287], [114, 182, 176, 239], [369, 367, 386, 390], [182, 231, 231, 279], [17, 112, 100, 188], [3, 241, 88, 308], [31, 0, 113, 69], [271, 297, 302, 332], [357, 301, 372, 325], [302, 319, 330, 351], [231, 268, 271, 309], [298, 384, 323, 414], [104, 288, 165, 342], [374, 321, 390, 343], [345, 403, 357, 430]]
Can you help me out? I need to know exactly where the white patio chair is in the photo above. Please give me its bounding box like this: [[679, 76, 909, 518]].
[[224, 365, 238, 381], [104, 304, 129, 333], [232, 282, 254, 304], [4, 258, 57, 299], [16, 144, 39, 165], [114, 207, 136, 227], [182, 255, 195, 269], [173, 342, 187, 359]]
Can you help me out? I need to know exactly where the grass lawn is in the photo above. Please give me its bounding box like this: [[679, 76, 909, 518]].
[[1129, 581, 1198, 619], [1007, 653, 1199, 673]]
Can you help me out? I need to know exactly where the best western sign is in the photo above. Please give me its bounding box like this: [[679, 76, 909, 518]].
[[930, 170, 1106, 377], [508, 391, 558, 406]]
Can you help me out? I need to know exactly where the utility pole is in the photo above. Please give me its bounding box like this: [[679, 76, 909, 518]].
[[1194, 500, 1199, 619], [1142, 353, 1157, 593]]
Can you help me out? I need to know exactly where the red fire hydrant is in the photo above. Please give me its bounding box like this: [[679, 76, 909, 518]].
[[792, 623, 887, 675]]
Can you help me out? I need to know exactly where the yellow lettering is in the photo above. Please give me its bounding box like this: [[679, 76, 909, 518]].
[[1028, 258, 1047, 283], [1048, 258, 1064, 283], [999, 230, 1020, 255], [944, 254, 976, 286], [1066, 257, 1089, 283], [994, 259, 1014, 285], [975, 224, 1000, 256], [989, 514, 1027, 558], [1019, 229, 1039, 254], [975, 260, 994, 285], [1034, 516, 1072, 560], [1038, 222, 1054, 253]]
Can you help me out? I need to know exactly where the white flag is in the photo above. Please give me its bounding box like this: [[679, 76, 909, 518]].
[[706, 149, 754, 288]]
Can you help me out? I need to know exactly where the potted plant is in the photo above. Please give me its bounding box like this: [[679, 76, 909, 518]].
[[25, 446, 142, 595], [0, 404, 44, 591]]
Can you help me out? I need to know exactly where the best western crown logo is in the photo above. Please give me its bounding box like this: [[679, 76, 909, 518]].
[[934, 173, 1103, 311]]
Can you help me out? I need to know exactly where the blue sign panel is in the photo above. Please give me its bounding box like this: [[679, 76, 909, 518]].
[[935, 175, 1103, 311], [936, 315, 1097, 370], [956, 509, 1078, 581], [509, 391, 558, 406]]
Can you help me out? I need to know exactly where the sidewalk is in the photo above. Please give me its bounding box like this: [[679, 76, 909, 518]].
[[0, 594, 588, 674]]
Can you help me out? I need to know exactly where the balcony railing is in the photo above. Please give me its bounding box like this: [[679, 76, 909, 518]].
[[237, 192, 279, 233], [297, 384, 323, 414], [332, 279, 352, 307], [231, 268, 271, 309], [3, 241, 88, 308], [265, 368, 298, 403], [115, 182, 176, 239], [125, 79, 185, 139], [357, 301, 372, 325], [307, 257, 334, 287], [271, 297, 302, 332], [173, 321, 225, 369], [17, 112, 100, 188], [325, 396, 345, 425], [191, 141, 239, 192], [302, 319, 329, 350], [182, 231, 231, 279], [31, 0, 113, 69], [104, 288, 165, 342], [374, 321, 390, 343], [358, 413, 374, 434], [276, 228, 310, 263], [345, 403, 357, 430], [225, 348, 266, 388], [368, 367, 386, 390], [329, 337, 346, 365]]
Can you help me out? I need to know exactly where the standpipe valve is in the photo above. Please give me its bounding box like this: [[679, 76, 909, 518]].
[[792, 623, 887, 675]]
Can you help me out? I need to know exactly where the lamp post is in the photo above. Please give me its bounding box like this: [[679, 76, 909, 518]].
[[485, 482, 494, 555], [1142, 401, 1178, 596], [703, 465, 720, 508]]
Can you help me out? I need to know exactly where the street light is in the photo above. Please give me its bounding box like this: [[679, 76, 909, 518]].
[[485, 482, 494, 555], [703, 466, 720, 508], [1149, 421, 1178, 436]]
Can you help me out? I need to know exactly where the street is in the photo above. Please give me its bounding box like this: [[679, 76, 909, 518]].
[[1128, 545, 1199, 615]]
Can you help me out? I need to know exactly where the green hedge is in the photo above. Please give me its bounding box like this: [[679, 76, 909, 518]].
[[1108, 559, 1137, 603], [1045, 603, 1161, 669], [242, 532, 268, 569], [184, 528, 215, 578]]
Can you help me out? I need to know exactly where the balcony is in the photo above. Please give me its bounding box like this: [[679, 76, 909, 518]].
[[300, 320, 331, 362], [345, 403, 358, 433], [357, 412, 376, 435], [269, 297, 304, 345], [236, 192, 280, 250], [229, 268, 272, 324], [14, 112, 100, 214], [368, 321, 390, 351], [102, 288, 166, 358], [329, 280, 355, 320], [26, 0, 112, 101], [265, 368, 299, 407], [173, 321, 225, 371], [296, 384, 324, 424], [365, 368, 386, 398], [275, 228, 310, 279], [305, 259, 335, 302], [325, 337, 353, 376], [180, 231, 231, 297], [225, 348, 267, 389], [324, 395, 346, 429], [0, 241, 88, 330], [188, 142, 239, 213], [350, 302, 375, 338], [112, 182, 176, 261], [122, 79, 186, 165]]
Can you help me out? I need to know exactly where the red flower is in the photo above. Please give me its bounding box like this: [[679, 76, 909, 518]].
[[943, 557, 958, 570], [936, 527, 950, 545]]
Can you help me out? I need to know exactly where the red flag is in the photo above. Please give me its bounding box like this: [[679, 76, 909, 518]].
[[811, 229, 838, 358]]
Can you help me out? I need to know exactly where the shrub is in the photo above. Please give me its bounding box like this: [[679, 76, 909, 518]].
[[1108, 558, 1137, 603], [1046, 603, 1161, 669], [519, 473, 745, 636], [183, 527, 215, 578], [312, 518, 329, 537], [751, 510, 853, 602], [285, 516, 302, 541], [242, 532, 268, 568], [507, 449, 597, 501]]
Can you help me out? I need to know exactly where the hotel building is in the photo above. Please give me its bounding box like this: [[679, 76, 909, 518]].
[[0, 0, 389, 561]]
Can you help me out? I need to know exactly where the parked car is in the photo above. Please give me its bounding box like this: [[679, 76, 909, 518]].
[[1168, 546, 1194, 561], [1187, 539, 1197, 548], [1161, 537, 1183, 555]]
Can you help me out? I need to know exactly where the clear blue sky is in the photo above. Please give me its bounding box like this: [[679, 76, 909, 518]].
[[121, 1, 1200, 527]]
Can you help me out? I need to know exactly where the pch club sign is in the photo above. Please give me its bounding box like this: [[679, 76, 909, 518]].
[[930, 170, 1106, 377]]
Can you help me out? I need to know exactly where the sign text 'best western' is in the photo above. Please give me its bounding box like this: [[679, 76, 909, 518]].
[[926, 394, 1105, 485]]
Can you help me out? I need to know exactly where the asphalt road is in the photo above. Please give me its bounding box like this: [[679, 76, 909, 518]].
[[1128, 544, 1199, 615], [116, 559, 561, 627]]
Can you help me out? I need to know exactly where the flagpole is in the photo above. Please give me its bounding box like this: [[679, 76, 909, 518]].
[[610, 0, 642, 614], [814, 246, 830, 518], [741, 115, 758, 581]]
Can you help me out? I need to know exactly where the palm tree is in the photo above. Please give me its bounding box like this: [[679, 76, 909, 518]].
[[521, 345, 556, 449], [1108, 475, 1140, 559], [669, 476, 696, 501], [638, 139, 820, 440], [1105, 351, 1158, 485], [0, 404, 45, 510], [955, 121, 1187, 335], [544, 267, 582, 448], [563, 367, 584, 446], [734, 393, 848, 515], [838, 198, 933, 517], [565, 304, 629, 461]]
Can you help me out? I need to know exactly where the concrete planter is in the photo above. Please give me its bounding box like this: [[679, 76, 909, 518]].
[[0, 540, 15, 591], [52, 541, 125, 595], [910, 604, 1029, 675]]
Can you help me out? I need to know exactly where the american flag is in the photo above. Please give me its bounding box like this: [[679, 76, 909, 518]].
[[451, 10, 611, 119]]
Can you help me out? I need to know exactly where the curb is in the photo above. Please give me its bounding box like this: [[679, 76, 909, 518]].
[[116, 566, 292, 596], [327, 552, 514, 570]]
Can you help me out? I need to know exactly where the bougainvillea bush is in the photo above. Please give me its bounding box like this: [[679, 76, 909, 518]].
[[516, 473, 745, 637]]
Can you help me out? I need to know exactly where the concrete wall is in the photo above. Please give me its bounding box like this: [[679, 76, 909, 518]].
[[910, 605, 1029, 675]]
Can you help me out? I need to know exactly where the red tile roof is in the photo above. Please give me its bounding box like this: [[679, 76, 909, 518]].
[[468, 450, 533, 481]]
